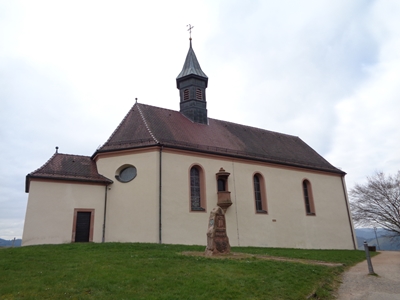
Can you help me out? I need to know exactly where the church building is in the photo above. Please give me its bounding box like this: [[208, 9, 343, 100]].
[[23, 39, 357, 249]]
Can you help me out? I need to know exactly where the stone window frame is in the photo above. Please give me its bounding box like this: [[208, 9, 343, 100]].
[[253, 172, 268, 214], [302, 179, 316, 216], [71, 208, 95, 242], [189, 164, 206, 212]]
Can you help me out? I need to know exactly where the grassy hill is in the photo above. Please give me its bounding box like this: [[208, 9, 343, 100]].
[[0, 243, 370, 299]]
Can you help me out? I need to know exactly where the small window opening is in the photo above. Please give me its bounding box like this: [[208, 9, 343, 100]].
[[196, 88, 202, 100], [253, 173, 267, 214], [184, 89, 190, 101], [217, 179, 225, 191], [303, 180, 315, 215]]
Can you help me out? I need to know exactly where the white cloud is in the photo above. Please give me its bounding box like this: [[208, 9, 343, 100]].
[[328, 58, 400, 186], [326, 0, 400, 187]]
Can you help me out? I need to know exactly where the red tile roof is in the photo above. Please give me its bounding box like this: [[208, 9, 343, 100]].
[[26, 153, 112, 192], [96, 103, 344, 175]]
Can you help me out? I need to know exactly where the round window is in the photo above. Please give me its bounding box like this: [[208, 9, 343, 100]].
[[116, 165, 137, 183]]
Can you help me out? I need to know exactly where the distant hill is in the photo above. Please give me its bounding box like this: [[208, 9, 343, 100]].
[[355, 228, 400, 251], [0, 238, 22, 247]]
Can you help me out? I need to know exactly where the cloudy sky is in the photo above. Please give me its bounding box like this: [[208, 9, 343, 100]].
[[1, 0, 399, 239]]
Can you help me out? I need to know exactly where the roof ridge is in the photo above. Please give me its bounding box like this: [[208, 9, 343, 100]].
[[139, 104, 298, 138], [99, 104, 137, 150], [29, 152, 58, 175], [30, 153, 93, 175], [136, 103, 176, 113], [56, 153, 91, 158], [136, 103, 159, 144]]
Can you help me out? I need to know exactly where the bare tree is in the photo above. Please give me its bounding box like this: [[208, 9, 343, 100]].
[[350, 171, 400, 236]]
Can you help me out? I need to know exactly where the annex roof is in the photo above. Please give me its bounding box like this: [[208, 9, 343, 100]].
[[25, 153, 113, 192], [95, 103, 345, 175]]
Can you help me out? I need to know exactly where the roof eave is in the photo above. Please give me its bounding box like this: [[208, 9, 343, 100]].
[[91, 143, 160, 160], [25, 174, 113, 193], [176, 73, 208, 88]]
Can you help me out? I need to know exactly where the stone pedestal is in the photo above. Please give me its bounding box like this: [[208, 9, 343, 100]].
[[217, 191, 232, 212], [205, 206, 231, 256]]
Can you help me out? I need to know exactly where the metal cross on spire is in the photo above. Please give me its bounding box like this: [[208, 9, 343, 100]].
[[187, 24, 194, 40]]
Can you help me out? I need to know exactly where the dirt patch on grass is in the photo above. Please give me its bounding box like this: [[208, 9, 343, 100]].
[[181, 251, 343, 267]]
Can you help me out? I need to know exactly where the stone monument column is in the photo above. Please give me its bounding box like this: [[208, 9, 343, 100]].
[[205, 206, 231, 256]]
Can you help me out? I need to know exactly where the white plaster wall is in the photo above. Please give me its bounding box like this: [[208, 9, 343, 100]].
[[22, 181, 105, 246], [160, 150, 355, 249], [233, 161, 354, 249], [23, 148, 355, 249], [96, 150, 159, 243]]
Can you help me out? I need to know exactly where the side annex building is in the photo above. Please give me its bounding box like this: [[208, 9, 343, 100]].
[[23, 40, 357, 249]]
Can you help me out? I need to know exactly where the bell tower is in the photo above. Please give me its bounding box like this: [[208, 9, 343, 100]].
[[176, 38, 208, 124]]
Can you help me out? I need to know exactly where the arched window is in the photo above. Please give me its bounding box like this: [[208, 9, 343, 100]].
[[253, 173, 267, 213], [190, 166, 205, 211], [302, 180, 315, 215]]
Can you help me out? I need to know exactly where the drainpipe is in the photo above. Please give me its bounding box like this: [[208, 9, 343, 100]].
[[159, 146, 163, 244], [341, 176, 357, 249], [102, 184, 109, 243]]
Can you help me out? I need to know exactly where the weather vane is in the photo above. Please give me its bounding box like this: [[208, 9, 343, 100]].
[[187, 24, 194, 39]]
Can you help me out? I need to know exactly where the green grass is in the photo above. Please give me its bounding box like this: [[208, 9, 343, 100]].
[[0, 243, 371, 299]]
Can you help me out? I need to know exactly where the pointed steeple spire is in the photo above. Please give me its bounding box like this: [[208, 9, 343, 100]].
[[176, 39, 208, 82], [177, 38, 208, 124]]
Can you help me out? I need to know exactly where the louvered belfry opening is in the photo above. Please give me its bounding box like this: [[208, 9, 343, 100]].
[[184, 89, 190, 101], [176, 40, 208, 124], [196, 88, 202, 100]]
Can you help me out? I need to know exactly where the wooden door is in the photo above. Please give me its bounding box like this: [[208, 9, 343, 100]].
[[75, 212, 91, 242]]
